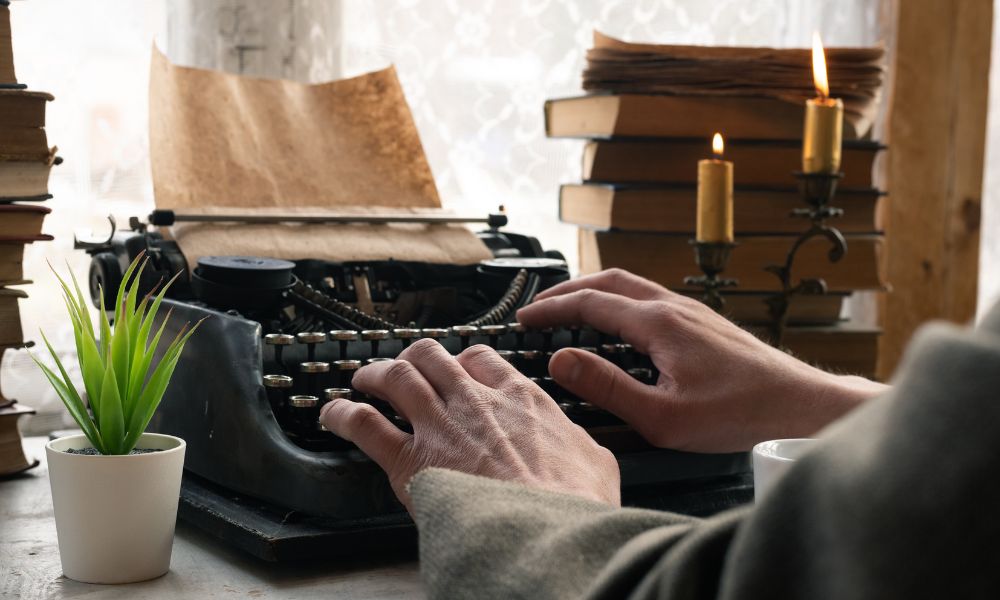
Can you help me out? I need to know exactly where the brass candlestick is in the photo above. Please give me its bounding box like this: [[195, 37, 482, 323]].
[[764, 171, 847, 346], [685, 241, 738, 312]]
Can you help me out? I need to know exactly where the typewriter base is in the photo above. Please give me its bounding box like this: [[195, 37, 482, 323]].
[[178, 469, 754, 562]]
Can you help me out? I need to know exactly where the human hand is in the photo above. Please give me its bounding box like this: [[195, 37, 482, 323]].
[[517, 269, 887, 453], [318, 339, 621, 512]]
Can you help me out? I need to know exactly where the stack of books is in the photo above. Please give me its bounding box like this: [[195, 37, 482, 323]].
[[0, 0, 52, 476], [546, 33, 886, 377]]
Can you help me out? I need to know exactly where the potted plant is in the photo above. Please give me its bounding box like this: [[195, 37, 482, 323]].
[[32, 254, 201, 584]]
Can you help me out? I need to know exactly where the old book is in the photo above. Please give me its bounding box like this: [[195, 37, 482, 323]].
[[680, 290, 847, 325], [545, 94, 869, 141], [560, 183, 882, 234], [0, 286, 25, 346], [0, 235, 52, 281], [0, 90, 52, 128], [578, 229, 884, 292], [0, 204, 49, 236], [0, 402, 39, 478], [582, 139, 881, 188], [0, 127, 49, 161], [582, 32, 883, 139], [0, 155, 57, 199], [0, 2, 15, 85]]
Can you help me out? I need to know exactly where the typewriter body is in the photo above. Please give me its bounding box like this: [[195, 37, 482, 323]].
[[78, 211, 751, 552]]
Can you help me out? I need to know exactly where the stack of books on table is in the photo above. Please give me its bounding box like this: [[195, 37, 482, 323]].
[[545, 32, 886, 377], [0, 0, 52, 476]]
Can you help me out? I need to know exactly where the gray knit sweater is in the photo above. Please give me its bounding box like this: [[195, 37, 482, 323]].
[[410, 305, 1000, 599]]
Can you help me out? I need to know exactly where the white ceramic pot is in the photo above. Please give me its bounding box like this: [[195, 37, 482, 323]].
[[45, 433, 186, 584]]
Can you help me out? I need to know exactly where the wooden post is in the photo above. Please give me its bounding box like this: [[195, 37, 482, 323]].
[[878, 0, 993, 379]]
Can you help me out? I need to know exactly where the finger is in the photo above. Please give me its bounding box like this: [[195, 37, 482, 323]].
[[548, 347, 661, 428], [397, 338, 476, 399], [352, 358, 443, 423], [534, 268, 668, 302], [516, 289, 650, 350], [456, 344, 524, 390], [319, 398, 410, 468]]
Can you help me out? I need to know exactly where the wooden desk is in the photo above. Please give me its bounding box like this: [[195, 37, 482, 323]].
[[0, 438, 424, 599]]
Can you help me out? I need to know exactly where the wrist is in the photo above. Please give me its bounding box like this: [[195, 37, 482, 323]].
[[803, 370, 887, 431]]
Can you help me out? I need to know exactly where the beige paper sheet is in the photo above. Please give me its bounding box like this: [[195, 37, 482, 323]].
[[149, 48, 493, 266], [149, 47, 439, 209], [167, 206, 493, 269]]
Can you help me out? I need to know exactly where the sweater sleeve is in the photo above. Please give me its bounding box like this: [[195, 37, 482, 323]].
[[410, 304, 1000, 600]]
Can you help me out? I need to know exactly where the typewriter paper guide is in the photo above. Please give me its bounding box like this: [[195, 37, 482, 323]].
[[166, 206, 493, 269], [149, 47, 491, 265]]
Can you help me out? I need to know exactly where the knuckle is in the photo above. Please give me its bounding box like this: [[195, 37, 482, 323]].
[[382, 359, 418, 388], [643, 302, 677, 327], [345, 403, 383, 435], [401, 338, 439, 360], [457, 344, 495, 365]]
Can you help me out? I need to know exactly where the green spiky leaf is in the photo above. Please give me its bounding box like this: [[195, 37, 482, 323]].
[[34, 253, 202, 455]]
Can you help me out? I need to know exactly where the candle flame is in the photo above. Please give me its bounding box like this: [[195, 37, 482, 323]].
[[812, 31, 830, 99], [712, 133, 724, 157]]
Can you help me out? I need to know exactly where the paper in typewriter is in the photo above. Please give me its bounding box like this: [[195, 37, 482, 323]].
[[149, 47, 491, 266]]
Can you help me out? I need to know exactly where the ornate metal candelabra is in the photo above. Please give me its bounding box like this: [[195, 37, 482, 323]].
[[764, 171, 848, 346], [684, 241, 738, 312]]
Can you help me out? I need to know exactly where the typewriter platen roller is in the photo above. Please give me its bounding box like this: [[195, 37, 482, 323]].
[[78, 212, 751, 554]]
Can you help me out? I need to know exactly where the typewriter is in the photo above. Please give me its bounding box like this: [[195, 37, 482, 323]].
[[77, 210, 752, 560]]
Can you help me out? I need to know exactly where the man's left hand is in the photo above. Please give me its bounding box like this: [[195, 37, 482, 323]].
[[319, 338, 621, 513]]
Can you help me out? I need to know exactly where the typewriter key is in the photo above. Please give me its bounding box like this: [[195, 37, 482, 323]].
[[509, 322, 526, 347], [361, 329, 390, 357], [518, 349, 543, 375], [297, 331, 327, 361], [263, 374, 293, 412], [421, 328, 449, 340], [289, 395, 319, 429], [366, 357, 393, 366], [479, 324, 508, 348], [600, 343, 626, 367], [300, 361, 330, 396], [578, 346, 598, 354], [333, 359, 363, 387], [264, 333, 295, 372], [627, 368, 654, 384], [392, 328, 421, 348], [451, 325, 479, 350], [540, 327, 554, 351], [568, 325, 582, 347], [496, 349, 516, 363], [289, 395, 319, 408], [323, 387, 352, 407], [328, 329, 359, 359]]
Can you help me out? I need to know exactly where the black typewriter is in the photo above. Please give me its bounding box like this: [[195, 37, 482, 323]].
[[77, 210, 752, 561]]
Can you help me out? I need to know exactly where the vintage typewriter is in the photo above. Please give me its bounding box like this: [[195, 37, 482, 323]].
[[77, 210, 752, 560]]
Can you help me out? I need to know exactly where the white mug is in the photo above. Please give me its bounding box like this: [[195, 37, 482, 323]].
[[752, 438, 817, 500]]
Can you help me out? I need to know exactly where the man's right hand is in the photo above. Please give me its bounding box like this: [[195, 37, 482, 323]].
[[516, 269, 887, 453]]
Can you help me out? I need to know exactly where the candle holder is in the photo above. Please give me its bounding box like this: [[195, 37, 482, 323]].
[[764, 171, 848, 346], [684, 240, 738, 312]]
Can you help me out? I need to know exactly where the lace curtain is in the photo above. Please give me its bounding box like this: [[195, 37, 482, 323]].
[[9, 0, 889, 432]]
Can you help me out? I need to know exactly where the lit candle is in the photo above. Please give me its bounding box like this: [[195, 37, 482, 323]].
[[802, 32, 844, 173], [696, 133, 734, 243]]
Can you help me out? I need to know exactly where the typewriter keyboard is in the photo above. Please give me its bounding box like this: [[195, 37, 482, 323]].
[[261, 324, 659, 453]]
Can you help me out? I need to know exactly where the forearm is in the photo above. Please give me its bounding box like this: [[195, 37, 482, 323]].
[[410, 468, 705, 600]]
